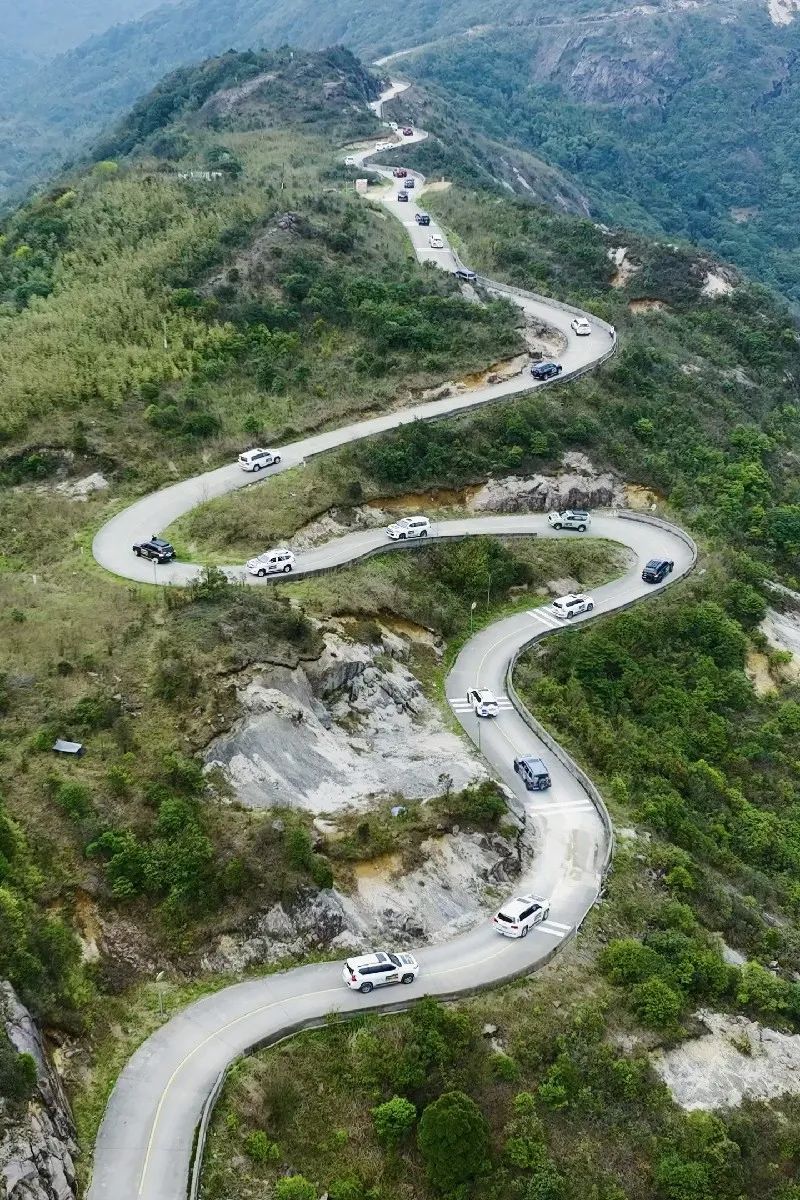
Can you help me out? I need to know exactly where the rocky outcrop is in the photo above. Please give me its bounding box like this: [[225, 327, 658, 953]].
[[205, 628, 486, 812], [470, 452, 624, 514], [653, 1009, 800, 1110], [0, 983, 77, 1200]]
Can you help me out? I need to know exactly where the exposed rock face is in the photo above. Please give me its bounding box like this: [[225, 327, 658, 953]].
[[205, 629, 487, 812], [0, 983, 77, 1200], [201, 825, 529, 973], [653, 1009, 800, 1110], [470, 452, 624, 514]]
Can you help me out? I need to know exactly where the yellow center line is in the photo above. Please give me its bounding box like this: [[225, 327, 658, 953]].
[[137, 984, 341, 1194]]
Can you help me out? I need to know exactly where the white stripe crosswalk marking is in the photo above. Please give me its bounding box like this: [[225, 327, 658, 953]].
[[536, 923, 569, 939], [531, 802, 596, 816], [542, 919, 572, 932], [527, 609, 561, 629]]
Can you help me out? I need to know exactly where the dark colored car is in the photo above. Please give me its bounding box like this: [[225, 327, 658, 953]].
[[531, 361, 563, 380], [514, 756, 552, 791], [397, 192, 409, 202], [133, 536, 175, 563], [454, 268, 477, 283], [404, 177, 415, 188], [642, 558, 674, 584], [392, 167, 407, 178], [415, 212, 431, 225], [402, 127, 414, 136]]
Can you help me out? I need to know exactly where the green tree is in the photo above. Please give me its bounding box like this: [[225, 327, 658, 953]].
[[371, 1095, 416, 1147], [631, 977, 684, 1029], [417, 1090, 490, 1192], [275, 1177, 317, 1200]]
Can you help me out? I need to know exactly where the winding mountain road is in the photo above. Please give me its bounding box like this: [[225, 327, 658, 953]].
[[87, 84, 694, 1200]]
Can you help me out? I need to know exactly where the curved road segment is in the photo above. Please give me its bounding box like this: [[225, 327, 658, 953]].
[[87, 85, 692, 1200]]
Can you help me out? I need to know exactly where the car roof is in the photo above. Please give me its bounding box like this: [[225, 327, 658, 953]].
[[475, 688, 496, 700], [150, 537, 171, 547], [646, 558, 666, 567], [498, 894, 547, 916], [348, 952, 391, 969], [553, 593, 584, 603], [518, 755, 547, 770]]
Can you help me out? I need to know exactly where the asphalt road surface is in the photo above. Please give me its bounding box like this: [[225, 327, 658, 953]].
[[87, 83, 692, 1200]]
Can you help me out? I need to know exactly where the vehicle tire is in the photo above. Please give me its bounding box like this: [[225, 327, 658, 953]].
[[521, 925, 529, 938], [668, 561, 674, 572], [359, 982, 373, 994], [399, 533, 406, 540], [255, 462, 263, 471], [273, 455, 281, 465], [134, 548, 141, 557], [553, 523, 562, 530], [420, 530, 427, 537], [401, 973, 415, 985], [587, 602, 594, 612], [578, 525, 587, 532], [257, 568, 266, 577], [283, 563, 292, 573], [567, 610, 575, 618]]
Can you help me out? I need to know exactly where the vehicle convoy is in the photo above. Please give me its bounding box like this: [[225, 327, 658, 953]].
[[514, 756, 552, 791], [343, 952, 420, 992], [547, 509, 591, 532], [386, 515, 430, 540], [429, 234, 445, 248], [132, 536, 175, 563], [531, 360, 562, 380], [552, 592, 595, 619], [642, 557, 674, 584], [467, 687, 499, 717], [415, 212, 431, 225], [246, 548, 295, 577], [238, 447, 282, 472], [494, 894, 551, 937], [571, 316, 592, 336]]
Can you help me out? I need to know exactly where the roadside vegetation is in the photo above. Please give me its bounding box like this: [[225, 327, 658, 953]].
[[201, 845, 800, 1200]]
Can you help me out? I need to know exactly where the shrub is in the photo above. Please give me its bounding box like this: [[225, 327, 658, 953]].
[[631, 976, 684, 1029], [0, 1035, 37, 1104], [56, 781, 93, 821], [417, 1090, 490, 1192], [274, 1177, 317, 1200], [371, 1095, 416, 1147], [243, 1129, 280, 1163]]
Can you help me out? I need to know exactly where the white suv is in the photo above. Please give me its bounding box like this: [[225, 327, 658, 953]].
[[493, 894, 550, 938], [238, 447, 281, 472], [386, 516, 430, 541], [547, 510, 590, 532], [246, 548, 295, 577], [467, 688, 499, 717], [571, 317, 592, 336], [552, 593, 594, 619], [343, 951, 420, 993], [428, 234, 444, 249]]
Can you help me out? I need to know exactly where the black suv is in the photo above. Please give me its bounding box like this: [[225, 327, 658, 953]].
[[531, 361, 563, 381], [415, 212, 431, 226], [642, 558, 674, 584], [133, 536, 176, 563]]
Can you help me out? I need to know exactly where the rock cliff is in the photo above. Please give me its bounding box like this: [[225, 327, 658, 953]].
[[0, 983, 77, 1200]]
